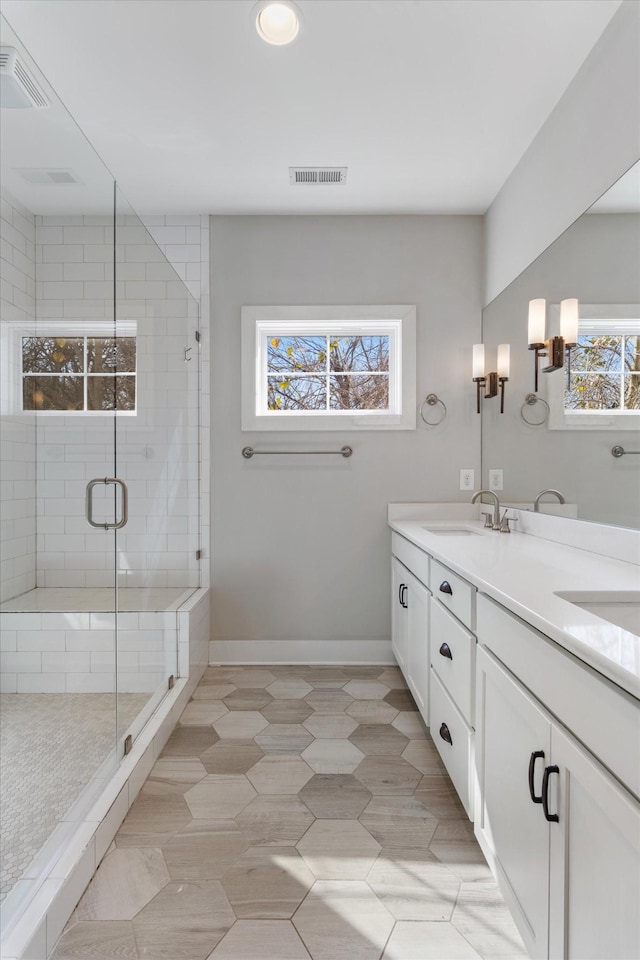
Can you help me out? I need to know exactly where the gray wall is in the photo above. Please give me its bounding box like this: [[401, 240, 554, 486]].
[[482, 213, 640, 529], [210, 215, 483, 660], [484, 0, 640, 305]]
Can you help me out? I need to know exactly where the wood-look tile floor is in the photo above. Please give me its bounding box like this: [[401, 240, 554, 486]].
[[52, 666, 527, 960]]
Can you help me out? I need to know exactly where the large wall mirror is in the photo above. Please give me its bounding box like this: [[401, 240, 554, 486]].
[[481, 160, 640, 529]]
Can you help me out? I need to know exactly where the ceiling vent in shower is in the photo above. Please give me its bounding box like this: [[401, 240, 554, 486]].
[[0, 47, 49, 109], [289, 167, 347, 185], [15, 168, 82, 185]]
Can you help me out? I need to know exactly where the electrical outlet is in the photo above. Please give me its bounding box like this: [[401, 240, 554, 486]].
[[460, 468, 475, 491], [489, 468, 504, 491]]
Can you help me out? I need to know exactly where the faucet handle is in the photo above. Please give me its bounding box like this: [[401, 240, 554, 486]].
[[500, 512, 518, 533], [480, 512, 494, 529]]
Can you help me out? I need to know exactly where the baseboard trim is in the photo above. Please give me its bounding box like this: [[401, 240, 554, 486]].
[[209, 638, 394, 665]]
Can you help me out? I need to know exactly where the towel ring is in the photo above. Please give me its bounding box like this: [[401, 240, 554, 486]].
[[420, 393, 447, 426], [520, 393, 549, 426]]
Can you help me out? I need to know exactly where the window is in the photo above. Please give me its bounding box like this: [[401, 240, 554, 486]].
[[21, 334, 136, 414], [241, 305, 416, 431], [547, 304, 640, 430]]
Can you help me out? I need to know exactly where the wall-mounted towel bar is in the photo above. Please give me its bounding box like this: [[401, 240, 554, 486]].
[[611, 446, 640, 458], [242, 446, 353, 459]]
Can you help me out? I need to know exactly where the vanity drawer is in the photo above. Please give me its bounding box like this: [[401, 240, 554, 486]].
[[430, 597, 476, 726], [429, 668, 473, 818], [391, 532, 429, 588], [430, 559, 476, 630]]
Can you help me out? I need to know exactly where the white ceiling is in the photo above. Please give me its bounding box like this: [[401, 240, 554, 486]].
[[1, 0, 622, 216]]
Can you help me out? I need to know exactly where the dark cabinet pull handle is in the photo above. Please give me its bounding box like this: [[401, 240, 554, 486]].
[[399, 584, 408, 609], [542, 765, 559, 822], [439, 722, 452, 745], [528, 750, 545, 803], [439, 642, 453, 660], [439, 581, 453, 595]]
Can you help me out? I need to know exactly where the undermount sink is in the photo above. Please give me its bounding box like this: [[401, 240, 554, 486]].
[[554, 591, 640, 635], [420, 525, 483, 537]]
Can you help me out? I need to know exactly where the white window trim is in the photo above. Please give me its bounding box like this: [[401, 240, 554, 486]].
[[241, 305, 416, 431], [547, 303, 640, 431]]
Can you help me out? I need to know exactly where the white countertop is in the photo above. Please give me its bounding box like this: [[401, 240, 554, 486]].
[[389, 512, 640, 701]]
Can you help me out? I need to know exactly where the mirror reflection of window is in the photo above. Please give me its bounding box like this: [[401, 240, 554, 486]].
[[566, 325, 640, 412]]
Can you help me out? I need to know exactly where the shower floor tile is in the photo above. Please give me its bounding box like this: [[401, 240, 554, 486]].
[[0, 692, 148, 902]]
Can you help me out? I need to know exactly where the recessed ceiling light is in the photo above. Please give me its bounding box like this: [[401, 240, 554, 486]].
[[254, 1, 301, 46]]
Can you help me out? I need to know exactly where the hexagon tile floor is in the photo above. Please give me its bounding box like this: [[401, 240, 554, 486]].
[[51, 666, 527, 960]]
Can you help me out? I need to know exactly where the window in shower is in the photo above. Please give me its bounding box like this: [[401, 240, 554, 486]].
[[22, 333, 136, 413]]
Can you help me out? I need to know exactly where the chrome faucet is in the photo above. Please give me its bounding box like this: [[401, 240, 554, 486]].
[[471, 489, 501, 530], [533, 489, 566, 512]]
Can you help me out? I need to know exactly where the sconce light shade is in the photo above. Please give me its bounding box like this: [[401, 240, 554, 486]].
[[560, 298, 579, 345], [528, 299, 546, 346], [472, 343, 485, 379], [497, 343, 510, 379]]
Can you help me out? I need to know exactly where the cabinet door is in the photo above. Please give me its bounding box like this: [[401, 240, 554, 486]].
[[406, 569, 430, 719], [391, 556, 408, 672], [475, 647, 551, 959], [548, 724, 640, 960]]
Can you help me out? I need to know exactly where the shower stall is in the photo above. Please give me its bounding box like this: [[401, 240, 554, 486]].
[[0, 17, 204, 948]]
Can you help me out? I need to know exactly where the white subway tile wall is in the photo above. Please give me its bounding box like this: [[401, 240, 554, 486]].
[[33, 211, 200, 591], [1, 194, 38, 603], [0, 605, 174, 693]]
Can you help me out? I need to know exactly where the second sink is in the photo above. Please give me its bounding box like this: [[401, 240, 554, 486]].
[[554, 591, 640, 635]]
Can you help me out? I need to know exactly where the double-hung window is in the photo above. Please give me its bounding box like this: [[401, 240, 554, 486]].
[[241, 305, 416, 431]]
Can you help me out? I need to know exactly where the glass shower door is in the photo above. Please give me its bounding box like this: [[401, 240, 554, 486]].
[[112, 187, 200, 746]]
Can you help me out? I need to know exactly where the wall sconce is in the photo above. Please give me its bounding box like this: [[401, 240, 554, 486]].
[[528, 298, 579, 392], [472, 343, 510, 413]]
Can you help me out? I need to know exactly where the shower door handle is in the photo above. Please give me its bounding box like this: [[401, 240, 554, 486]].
[[85, 477, 129, 529]]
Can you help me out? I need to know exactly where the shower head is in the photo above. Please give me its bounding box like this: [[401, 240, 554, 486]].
[[0, 46, 49, 109]]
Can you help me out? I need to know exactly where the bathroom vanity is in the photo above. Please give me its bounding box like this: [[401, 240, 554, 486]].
[[388, 503, 640, 960]]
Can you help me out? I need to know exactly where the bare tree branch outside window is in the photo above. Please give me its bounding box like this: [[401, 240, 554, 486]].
[[266, 335, 389, 411], [22, 336, 136, 412], [565, 334, 640, 411]]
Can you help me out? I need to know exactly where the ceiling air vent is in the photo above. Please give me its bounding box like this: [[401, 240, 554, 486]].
[[15, 169, 81, 185], [0, 47, 48, 109], [289, 167, 347, 185]]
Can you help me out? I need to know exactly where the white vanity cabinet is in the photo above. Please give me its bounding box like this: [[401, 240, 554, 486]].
[[391, 535, 477, 816], [391, 534, 430, 719], [391, 555, 409, 673], [428, 560, 477, 818], [476, 602, 640, 960]]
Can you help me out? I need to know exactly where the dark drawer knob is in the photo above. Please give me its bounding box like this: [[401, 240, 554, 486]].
[[439, 642, 453, 660], [439, 581, 453, 595], [439, 722, 452, 745]]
